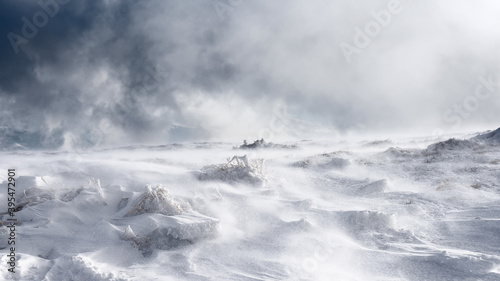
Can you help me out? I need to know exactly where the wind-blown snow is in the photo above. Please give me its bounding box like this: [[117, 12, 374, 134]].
[[1, 130, 500, 280]]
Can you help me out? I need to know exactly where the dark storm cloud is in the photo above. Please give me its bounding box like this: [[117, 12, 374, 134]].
[[0, 0, 250, 148], [0, 0, 173, 148], [1, 0, 500, 149]]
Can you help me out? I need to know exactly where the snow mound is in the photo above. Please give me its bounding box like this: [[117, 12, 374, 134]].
[[330, 210, 415, 249], [292, 152, 350, 169], [196, 155, 267, 186], [125, 185, 183, 217], [472, 127, 500, 144]]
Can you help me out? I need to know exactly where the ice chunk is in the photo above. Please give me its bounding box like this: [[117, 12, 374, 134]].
[[125, 185, 183, 217], [196, 155, 267, 186], [122, 225, 136, 240], [117, 197, 129, 211]]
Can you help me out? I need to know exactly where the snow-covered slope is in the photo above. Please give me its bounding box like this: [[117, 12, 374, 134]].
[[473, 127, 500, 144], [1, 131, 500, 280]]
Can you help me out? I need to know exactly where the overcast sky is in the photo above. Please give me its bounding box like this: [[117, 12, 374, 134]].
[[1, 0, 499, 149]]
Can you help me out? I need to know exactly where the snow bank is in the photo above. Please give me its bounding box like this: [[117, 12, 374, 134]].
[[329, 210, 417, 250], [473, 127, 500, 144], [196, 155, 267, 186]]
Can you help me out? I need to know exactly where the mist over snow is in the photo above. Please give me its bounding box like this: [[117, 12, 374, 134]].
[[1, 131, 500, 280], [0, 0, 499, 149], [2, 1, 500, 280]]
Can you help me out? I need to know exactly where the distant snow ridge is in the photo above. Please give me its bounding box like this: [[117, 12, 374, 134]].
[[292, 152, 350, 169], [125, 185, 183, 217], [237, 138, 296, 149], [363, 139, 393, 147], [196, 155, 267, 186], [473, 127, 500, 144], [424, 138, 477, 153]]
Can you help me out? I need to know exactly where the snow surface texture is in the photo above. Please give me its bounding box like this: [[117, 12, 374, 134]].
[[1, 130, 500, 280]]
